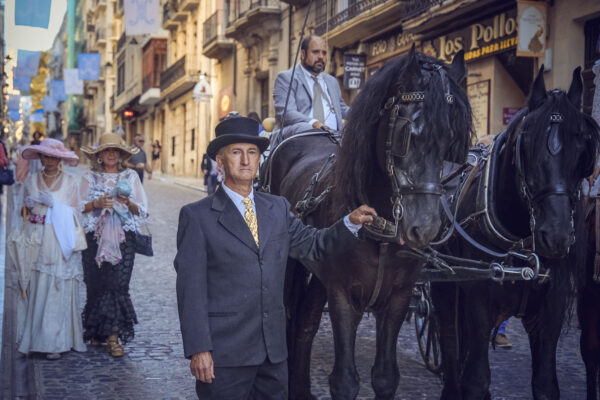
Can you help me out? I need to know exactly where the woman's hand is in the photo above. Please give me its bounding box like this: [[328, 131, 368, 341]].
[[117, 194, 140, 215], [116, 194, 130, 206], [95, 193, 113, 209]]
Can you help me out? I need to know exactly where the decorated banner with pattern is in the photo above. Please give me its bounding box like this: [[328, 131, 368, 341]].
[[78, 53, 101, 81], [41, 96, 58, 112], [9, 110, 21, 121], [30, 109, 45, 123], [64, 69, 83, 95], [51, 80, 67, 101], [124, 0, 159, 35], [15, 0, 52, 28], [17, 50, 41, 77]]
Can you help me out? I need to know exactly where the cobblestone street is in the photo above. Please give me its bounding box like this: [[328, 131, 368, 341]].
[[5, 178, 586, 399]]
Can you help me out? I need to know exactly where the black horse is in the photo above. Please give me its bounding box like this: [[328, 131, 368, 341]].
[[579, 189, 600, 400], [431, 66, 600, 399], [264, 48, 473, 399]]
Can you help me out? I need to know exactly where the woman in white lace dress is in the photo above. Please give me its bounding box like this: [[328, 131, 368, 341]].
[[17, 139, 86, 360], [80, 134, 148, 357]]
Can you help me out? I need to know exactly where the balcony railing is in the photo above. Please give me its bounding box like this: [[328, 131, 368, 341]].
[[160, 56, 186, 91], [315, 0, 444, 35], [226, 0, 278, 28], [117, 32, 126, 52], [203, 10, 223, 48], [142, 72, 161, 93]]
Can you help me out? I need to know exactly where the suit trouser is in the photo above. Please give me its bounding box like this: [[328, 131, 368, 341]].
[[195, 358, 288, 400]]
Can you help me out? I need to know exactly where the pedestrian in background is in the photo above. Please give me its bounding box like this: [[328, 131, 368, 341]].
[[124, 133, 152, 183], [201, 152, 218, 196], [28, 131, 44, 175], [79, 134, 148, 357], [15, 139, 86, 360], [151, 140, 162, 174]]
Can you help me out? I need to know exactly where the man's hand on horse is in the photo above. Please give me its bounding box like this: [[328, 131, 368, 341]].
[[191, 351, 215, 383], [349, 205, 377, 226]]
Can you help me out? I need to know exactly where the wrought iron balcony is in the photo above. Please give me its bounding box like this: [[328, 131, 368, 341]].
[[160, 56, 186, 91], [180, 0, 199, 12], [225, 0, 279, 28], [141, 73, 161, 105], [203, 10, 235, 60], [162, 2, 180, 30], [315, 0, 444, 36]]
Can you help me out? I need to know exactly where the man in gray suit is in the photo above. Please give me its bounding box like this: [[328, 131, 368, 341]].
[[174, 116, 375, 399], [271, 35, 350, 148]]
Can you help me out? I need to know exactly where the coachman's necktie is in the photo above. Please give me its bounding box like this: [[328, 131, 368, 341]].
[[311, 76, 325, 123], [242, 198, 259, 247]]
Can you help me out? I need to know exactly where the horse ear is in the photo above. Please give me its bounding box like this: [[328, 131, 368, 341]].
[[448, 50, 466, 86], [406, 44, 421, 77], [528, 65, 546, 110], [567, 66, 583, 110]]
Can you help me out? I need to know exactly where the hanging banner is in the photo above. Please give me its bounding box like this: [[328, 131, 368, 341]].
[[516, 0, 547, 58], [64, 68, 83, 95], [124, 0, 159, 35], [15, 0, 52, 28], [30, 109, 45, 123], [17, 50, 41, 77], [41, 96, 58, 112], [52, 80, 67, 101], [9, 110, 21, 121], [78, 53, 101, 81], [8, 94, 21, 110], [14, 77, 31, 92]]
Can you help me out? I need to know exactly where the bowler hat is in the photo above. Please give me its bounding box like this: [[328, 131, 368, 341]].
[[207, 116, 270, 160]]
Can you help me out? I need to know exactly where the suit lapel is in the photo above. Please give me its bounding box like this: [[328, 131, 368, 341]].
[[254, 192, 274, 256], [294, 69, 313, 102], [213, 188, 258, 253]]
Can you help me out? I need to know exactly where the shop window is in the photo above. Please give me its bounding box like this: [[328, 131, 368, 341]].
[[260, 78, 269, 122], [191, 128, 195, 151], [172, 136, 176, 156]]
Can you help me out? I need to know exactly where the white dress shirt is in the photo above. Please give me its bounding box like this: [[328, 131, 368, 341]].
[[300, 65, 338, 131]]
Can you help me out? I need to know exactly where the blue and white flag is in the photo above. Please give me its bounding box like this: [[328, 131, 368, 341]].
[[78, 53, 101, 81], [124, 0, 159, 35], [13, 77, 31, 92], [64, 69, 83, 95], [17, 50, 41, 77], [30, 109, 45, 123], [52, 80, 67, 101], [41, 96, 58, 112], [8, 94, 21, 111], [15, 0, 52, 29], [9, 110, 21, 121]]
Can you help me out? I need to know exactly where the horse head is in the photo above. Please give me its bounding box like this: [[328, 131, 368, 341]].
[[510, 66, 600, 258], [335, 47, 473, 248]]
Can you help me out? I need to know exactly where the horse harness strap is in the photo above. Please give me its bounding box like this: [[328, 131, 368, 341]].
[[294, 153, 336, 218], [367, 242, 388, 309], [366, 63, 452, 242]]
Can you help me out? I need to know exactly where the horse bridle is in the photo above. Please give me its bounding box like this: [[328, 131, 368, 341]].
[[514, 106, 579, 251], [364, 63, 455, 241]]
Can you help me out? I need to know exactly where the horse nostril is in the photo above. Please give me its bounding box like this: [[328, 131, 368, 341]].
[[406, 225, 423, 244]]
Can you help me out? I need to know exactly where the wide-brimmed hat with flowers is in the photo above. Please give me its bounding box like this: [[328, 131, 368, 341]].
[[81, 133, 138, 161], [21, 138, 79, 166]]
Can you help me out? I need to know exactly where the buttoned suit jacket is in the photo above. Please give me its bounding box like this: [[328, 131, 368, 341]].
[[174, 187, 357, 367], [271, 68, 350, 147]]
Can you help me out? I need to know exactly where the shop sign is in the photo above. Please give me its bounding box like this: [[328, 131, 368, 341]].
[[502, 107, 520, 125], [468, 80, 490, 137], [516, 0, 547, 58], [343, 54, 366, 89], [369, 31, 418, 61], [218, 87, 233, 120], [424, 9, 518, 63]]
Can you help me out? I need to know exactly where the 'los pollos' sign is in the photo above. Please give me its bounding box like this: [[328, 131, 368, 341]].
[[428, 9, 518, 63]]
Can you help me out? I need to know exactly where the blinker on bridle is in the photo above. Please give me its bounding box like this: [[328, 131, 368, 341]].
[[365, 63, 455, 241]]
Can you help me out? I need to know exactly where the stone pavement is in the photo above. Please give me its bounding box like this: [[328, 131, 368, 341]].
[[1, 177, 587, 399]]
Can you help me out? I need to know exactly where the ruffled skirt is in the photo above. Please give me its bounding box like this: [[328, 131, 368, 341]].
[[81, 231, 137, 344]]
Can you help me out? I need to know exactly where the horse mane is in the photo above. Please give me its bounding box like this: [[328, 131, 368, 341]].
[[334, 52, 473, 210]]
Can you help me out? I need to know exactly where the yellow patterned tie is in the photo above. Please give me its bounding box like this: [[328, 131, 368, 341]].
[[242, 198, 259, 247]]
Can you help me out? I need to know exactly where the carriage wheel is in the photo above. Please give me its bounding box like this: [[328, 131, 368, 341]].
[[414, 283, 442, 375]]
